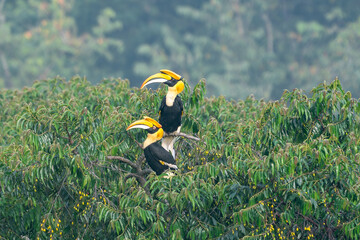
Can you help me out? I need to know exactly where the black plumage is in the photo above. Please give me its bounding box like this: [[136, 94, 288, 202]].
[[144, 142, 177, 175], [159, 95, 183, 133]]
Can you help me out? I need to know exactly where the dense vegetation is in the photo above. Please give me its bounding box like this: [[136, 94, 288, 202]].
[[1, 0, 360, 99], [0, 77, 359, 239]]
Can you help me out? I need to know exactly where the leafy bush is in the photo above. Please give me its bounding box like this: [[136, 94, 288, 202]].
[[0, 76, 359, 239]]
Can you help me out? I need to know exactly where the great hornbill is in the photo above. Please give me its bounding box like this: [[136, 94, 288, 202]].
[[140, 69, 184, 158], [126, 116, 178, 175]]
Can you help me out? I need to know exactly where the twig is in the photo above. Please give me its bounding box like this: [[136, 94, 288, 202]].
[[136, 155, 146, 166], [106, 156, 138, 169], [297, 211, 319, 227], [251, 146, 265, 161], [168, 132, 200, 141], [124, 173, 150, 195], [64, 123, 73, 145], [106, 155, 152, 196], [127, 131, 144, 149], [43, 174, 68, 225], [94, 162, 130, 174], [124, 173, 142, 183], [139, 169, 153, 176]]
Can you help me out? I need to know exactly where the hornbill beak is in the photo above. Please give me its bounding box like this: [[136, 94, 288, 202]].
[[141, 73, 171, 89], [160, 69, 182, 80], [127, 117, 164, 141], [140, 69, 183, 89], [126, 116, 162, 131]]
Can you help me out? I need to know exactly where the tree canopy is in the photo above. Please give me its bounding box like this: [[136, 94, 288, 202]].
[[1, 76, 359, 239]]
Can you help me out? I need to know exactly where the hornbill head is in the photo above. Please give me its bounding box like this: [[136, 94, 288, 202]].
[[126, 116, 164, 142], [141, 69, 185, 95]]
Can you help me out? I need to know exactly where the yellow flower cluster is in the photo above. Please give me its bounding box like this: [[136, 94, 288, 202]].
[[40, 218, 62, 240], [264, 224, 275, 238], [74, 191, 94, 213]]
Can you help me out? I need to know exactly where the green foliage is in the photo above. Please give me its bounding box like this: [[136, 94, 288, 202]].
[[1, 76, 360, 239]]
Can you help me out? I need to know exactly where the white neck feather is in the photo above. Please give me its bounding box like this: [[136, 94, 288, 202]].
[[166, 87, 177, 106]]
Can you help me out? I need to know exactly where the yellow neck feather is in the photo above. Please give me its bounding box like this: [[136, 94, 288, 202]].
[[143, 129, 164, 148], [143, 134, 156, 148]]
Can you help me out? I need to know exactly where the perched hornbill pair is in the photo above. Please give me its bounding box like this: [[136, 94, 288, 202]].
[[127, 70, 184, 175]]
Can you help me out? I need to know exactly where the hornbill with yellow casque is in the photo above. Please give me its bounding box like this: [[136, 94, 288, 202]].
[[127, 116, 178, 175], [140, 69, 184, 158]]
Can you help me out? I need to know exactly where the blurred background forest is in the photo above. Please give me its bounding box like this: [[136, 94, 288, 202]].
[[0, 0, 360, 99]]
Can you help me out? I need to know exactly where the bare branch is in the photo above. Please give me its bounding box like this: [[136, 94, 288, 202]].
[[136, 155, 146, 166], [168, 132, 200, 141], [106, 156, 138, 169], [297, 211, 319, 227], [139, 168, 153, 176], [105, 153, 153, 196], [124, 173, 141, 183], [124, 172, 150, 195]]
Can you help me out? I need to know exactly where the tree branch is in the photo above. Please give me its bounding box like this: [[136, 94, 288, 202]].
[[106, 156, 138, 169], [124, 173, 150, 195], [124, 173, 141, 183], [139, 168, 153, 176], [297, 211, 319, 227], [107, 132, 197, 196], [136, 155, 146, 166], [106, 155, 152, 196], [168, 132, 200, 141]]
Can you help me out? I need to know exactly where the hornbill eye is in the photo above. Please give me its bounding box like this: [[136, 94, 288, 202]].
[[164, 79, 178, 87]]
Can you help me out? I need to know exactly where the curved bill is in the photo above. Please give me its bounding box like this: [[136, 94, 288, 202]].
[[126, 117, 162, 131], [126, 119, 153, 131], [160, 69, 182, 80], [144, 116, 162, 128], [141, 73, 171, 89]]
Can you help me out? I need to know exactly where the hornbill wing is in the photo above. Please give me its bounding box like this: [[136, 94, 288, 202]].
[[152, 143, 177, 165], [178, 95, 184, 116], [145, 143, 178, 175], [158, 96, 166, 117]]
